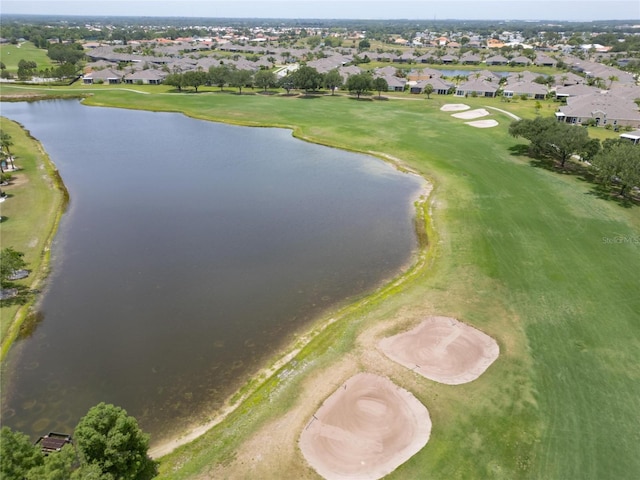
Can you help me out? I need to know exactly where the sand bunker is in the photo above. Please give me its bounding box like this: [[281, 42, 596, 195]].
[[451, 108, 491, 120], [379, 316, 499, 385], [299, 373, 431, 480], [465, 119, 499, 128], [440, 103, 470, 112]]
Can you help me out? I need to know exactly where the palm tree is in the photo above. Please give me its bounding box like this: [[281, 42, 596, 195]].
[[607, 75, 619, 89]]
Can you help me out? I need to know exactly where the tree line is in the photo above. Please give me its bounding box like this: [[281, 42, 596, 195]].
[[0, 403, 157, 480], [164, 64, 391, 99], [509, 117, 640, 198]]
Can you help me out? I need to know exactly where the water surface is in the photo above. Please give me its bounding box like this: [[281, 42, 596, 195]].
[[1, 100, 424, 444]]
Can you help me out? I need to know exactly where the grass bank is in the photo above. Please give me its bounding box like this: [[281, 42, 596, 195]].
[[0, 117, 68, 360], [1, 85, 639, 479]]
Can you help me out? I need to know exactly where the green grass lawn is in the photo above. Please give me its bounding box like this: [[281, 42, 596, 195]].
[[1, 85, 638, 479], [0, 117, 67, 358], [0, 41, 55, 74]]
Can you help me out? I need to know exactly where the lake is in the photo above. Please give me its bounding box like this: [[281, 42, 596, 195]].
[[0, 100, 425, 445]]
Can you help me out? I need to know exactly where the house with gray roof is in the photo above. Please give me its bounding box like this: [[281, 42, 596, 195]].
[[555, 83, 602, 99], [83, 68, 124, 84], [410, 77, 454, 95], [124, 69, 167, 85], [485, 54, 509, 66], [375, 74, 407, 92], [455, 79, 498, 97], [461, 52, 482, 65], [556, 92, 640, 128], [338, 65, 362, 81], [535, 54, 557, 67], [553, 72, 584, 86], [502, 81, 548, 100], [510, 55, 532, 66]]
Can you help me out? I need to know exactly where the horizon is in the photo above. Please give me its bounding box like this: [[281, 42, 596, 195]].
[[2, 1, 639, 22]]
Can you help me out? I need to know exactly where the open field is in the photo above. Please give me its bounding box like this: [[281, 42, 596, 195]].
[[0, 117, 67, 358], [1, 84, 638, 479], [0, 41, 55, 74]]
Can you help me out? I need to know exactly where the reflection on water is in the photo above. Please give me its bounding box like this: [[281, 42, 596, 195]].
[[0, 100, 424, 445]]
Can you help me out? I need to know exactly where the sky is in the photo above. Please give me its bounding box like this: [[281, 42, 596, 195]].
[[1, 0, 639, 21]]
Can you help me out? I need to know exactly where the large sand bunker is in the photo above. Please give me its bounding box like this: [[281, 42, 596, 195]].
[[299, 373, 431, 480], [465, 119, 499, 128], [440, 103, 470, 112], [379, 316, 499, 385], [451, 108, 491, 120]]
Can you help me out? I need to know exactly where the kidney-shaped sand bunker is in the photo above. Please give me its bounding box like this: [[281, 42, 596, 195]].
[[379, 316, 499, 385], [299, 373, 431, 480]]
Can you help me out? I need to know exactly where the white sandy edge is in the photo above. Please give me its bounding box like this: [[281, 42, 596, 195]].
[[465, 119, 499, 128], [440, 103, 470, 112], [148, 158, 433, 459], [451, 108, 491, 120]]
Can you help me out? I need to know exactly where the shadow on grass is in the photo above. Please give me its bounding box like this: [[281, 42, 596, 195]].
[[585, 184, 640, 208], [0, 284, 31, 307], [348, 96, 374, 102], [510, 144, 639, 209]]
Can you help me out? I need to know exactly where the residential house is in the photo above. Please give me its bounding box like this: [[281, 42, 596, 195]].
[[553, 72, 584, 86], [510, 56, 532, 66], [461, 52, 482, 65], [534, 54, 557, 68], [338, 65, 362, 81], [441, 54, 457, 64], [555, 83, 602, 99], [123, 69, 167, 85], [455, 79, 498, 97], [374, 66, 399, 77], [619, 129, 640, 144], [485, 54, 509, 66], [502, 81, 548, 100], [375, 74, 407, 92], [556, 92, 640, 128], [82, 68, 124, 84], [410, 77, 454, 95]]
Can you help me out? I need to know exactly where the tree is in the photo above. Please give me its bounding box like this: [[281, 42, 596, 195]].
[[182, 70, 208, 92], [509, 117, 590, 168], [346, 73, 373, 99], [254, 69, 277, 92], [0, 130, 16, 170], [163, 72, 184, 91], [607, 75, 619, 89], [52, 62, 78, 80], [278, 74, 295, 94], [25, 444, 75, 480], [0, 247, 27, 286], [423, 83, 434, 99], [358, 39, 371, 51], [372, 76, 388, 98], [292, 65, 323, 93], [17, 59, 37, 80], [48, 43, 85, 65], [208, 64, 231, 90], [0, 426, 44, 479], [74, 402, 156, 480], [229, 68, 253, 94], [590, 141, 640, 196], [324, 68, 343, 95]]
